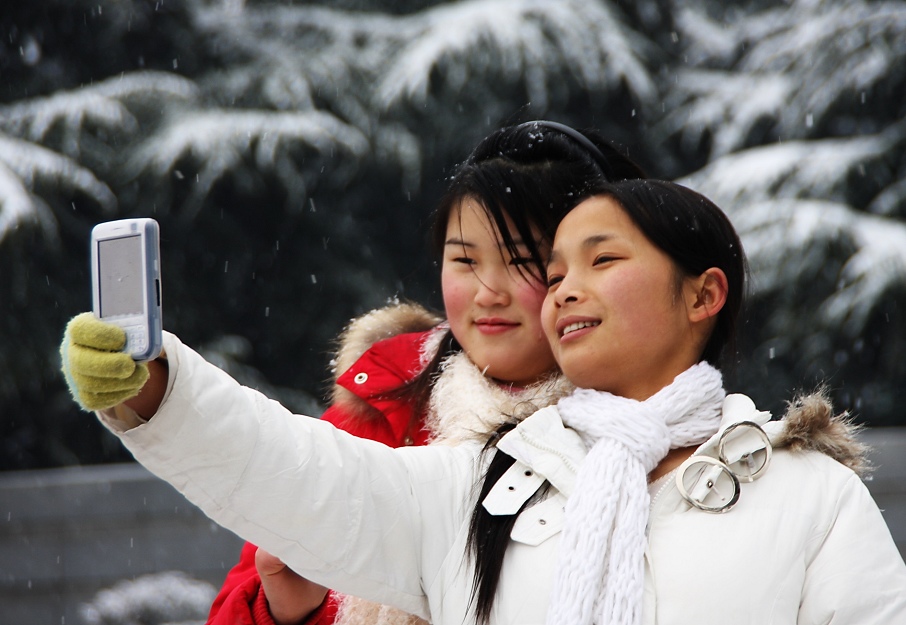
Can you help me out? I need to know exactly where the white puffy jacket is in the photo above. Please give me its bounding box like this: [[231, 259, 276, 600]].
[[100, 332, 906, 624]]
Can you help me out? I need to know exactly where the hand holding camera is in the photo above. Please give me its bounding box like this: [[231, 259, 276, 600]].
[[61, 218, 163, 412], [60, 312, 150, 411]]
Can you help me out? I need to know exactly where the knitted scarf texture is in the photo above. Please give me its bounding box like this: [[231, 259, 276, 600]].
[[547, 362, 725, 625]]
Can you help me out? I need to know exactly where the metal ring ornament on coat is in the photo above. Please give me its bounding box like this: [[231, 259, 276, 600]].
[[676, 455, 741, 513], [717, 420, 773, 483]]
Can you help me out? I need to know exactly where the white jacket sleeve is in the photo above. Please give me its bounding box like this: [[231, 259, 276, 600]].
[[104, 332, 480, 619], [799, 469, 906, 623]]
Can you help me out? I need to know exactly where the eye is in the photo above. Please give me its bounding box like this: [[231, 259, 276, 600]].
[[509, 256, 534, 267], [547, 274, 564, 288], [593, 255, 617, 266], [451, 256, 475, 265]]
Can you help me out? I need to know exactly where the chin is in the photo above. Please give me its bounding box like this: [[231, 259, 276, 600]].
[[562, 369, 606, 393], [560, 367, 589, 388]]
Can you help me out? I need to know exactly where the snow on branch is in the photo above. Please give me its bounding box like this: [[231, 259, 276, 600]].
[[0, 162, 55, 245], [128, 109, 371, 218], [0, 71, 199, 157], [376, 0, 654, 111], [683, 133, 906, 336], [673, 6, 740, 67], [729, 197, 906, 335], [869, 177, 906, 216], [658, 69, 792, 158], [682, 134, 896, 207], [823, 207, 906, 333], [194, 4, 393, 118], [676, 0, 906, 144], [738, 0, 906, 137], [0, 134, 116, 244]]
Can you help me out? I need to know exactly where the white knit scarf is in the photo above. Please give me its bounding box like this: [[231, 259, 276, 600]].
[[547, 362, 725, 625]]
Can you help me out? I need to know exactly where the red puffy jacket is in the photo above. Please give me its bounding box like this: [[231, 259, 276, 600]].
[[206, 305, 441, 625]]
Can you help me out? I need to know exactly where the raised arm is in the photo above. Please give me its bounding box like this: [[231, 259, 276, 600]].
[[62, 317, 472, 621]]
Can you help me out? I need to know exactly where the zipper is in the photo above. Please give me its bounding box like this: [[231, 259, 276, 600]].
[[646, 467, 678, 537], [645, 468, 676, 625], [516, 428, 581, 474]]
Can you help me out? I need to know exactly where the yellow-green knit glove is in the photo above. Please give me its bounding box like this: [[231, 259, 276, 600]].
[[60, 313, 150, 411]]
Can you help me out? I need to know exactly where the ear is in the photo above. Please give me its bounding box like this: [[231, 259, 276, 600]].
[[685, 267, 728, 324]]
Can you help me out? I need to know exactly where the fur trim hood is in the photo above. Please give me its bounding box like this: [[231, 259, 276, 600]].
[[328, 302, 443, 418], [774, 388, 870, 476], [329, 301, 443, 382]]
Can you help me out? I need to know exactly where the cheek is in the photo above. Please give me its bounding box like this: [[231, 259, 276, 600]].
[[540, 294, 558, 341], [512, 280, 548, 330], [441, 270, 470, 325], [614, 272, 677, 332]]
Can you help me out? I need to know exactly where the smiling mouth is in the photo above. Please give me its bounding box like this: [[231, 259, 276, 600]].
[[475, 318, 517, 327], [475, 319, 519, 334], [561, 320, 600, 337]]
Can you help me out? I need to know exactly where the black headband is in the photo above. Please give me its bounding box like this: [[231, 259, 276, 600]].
[[517, 120, 615, 181]]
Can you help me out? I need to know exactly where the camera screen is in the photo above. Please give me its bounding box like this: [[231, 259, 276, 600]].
[[98, 235, 144, 318]]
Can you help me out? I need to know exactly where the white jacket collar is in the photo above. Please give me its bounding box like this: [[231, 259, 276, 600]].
[[485, 394, 778, 517], [495, 406, 588, 498]]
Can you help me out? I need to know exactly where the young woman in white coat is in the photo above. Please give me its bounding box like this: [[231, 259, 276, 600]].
[[62, 179, 906, 624]]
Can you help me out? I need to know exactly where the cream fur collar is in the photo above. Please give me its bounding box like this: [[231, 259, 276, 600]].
[[426, 351, 574, 445]]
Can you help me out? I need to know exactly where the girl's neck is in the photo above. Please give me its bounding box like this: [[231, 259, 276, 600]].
[[490, 378, 526, 393]]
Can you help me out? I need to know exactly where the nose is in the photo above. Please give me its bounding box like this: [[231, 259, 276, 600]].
[[473, 269, 511, 307], [552, 271, 582, 307]]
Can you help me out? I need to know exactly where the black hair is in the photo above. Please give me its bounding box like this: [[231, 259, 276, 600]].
[[432, 121, 646, 284], [398, 121, 646, 422]]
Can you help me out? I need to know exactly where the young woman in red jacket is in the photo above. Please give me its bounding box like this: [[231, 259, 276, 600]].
[[204, 120, 646, 625]]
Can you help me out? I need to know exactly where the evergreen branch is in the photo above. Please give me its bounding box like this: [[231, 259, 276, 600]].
[[375, 0, 654, 110], [0, 134, 117, 244], [0, 71, 199, 156]]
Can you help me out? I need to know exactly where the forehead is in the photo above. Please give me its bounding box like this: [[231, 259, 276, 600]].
[[447, 197, 539, 244], [552, 195, 635, 249]]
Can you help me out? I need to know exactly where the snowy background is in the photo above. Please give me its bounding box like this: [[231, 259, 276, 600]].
[[2, 0, 906, 473]]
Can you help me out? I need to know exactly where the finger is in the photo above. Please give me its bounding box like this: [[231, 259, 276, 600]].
[[255, 547, 288, 577], [68, 343, 136, 379], [67, 313, 126, 351], [79, 387, 146, 411], [72, 364, 149, 394]]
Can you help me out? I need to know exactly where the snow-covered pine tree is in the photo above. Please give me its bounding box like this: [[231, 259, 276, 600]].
[[2, 0, 905, 470]]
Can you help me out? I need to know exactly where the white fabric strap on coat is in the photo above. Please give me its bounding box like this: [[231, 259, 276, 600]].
[[483, 460, 546, 516], [547, 362, 725, 625]]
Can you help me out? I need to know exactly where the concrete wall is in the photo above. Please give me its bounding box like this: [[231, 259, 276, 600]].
[[861, 428, 906, 559], [0, 463, 243, 625], [2, 429, 905, 625]]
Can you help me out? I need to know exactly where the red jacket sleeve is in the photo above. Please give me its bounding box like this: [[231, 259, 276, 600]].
[[206, 541, 341, 625], [206, 541, 278, 625], [205, 330, 433, 625]]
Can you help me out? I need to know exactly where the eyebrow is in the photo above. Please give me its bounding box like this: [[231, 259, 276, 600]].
[[444, 237, 532, 249], [548, 233, 615, 265]]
